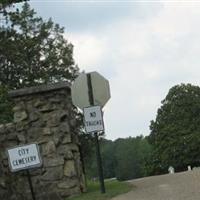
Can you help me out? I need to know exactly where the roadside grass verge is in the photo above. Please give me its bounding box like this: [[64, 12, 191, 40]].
[[68, 179, 132, 200]]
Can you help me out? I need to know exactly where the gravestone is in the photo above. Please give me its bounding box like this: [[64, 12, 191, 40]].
[[168, 166, 175, 174], [188, 165, 191, 171]]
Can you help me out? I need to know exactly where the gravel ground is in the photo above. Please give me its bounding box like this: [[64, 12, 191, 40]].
[[111, 170, 200, 200]]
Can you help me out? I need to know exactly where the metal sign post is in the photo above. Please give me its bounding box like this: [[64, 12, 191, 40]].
[[27, 170, 36, 200], [71, 71, 111, 194], [94, 132, 106, 193], [87, 73, 106, 194], [7, 143, 42, 200]]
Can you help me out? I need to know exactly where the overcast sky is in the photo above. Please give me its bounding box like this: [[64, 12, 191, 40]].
[[27, 0, 200, 140]]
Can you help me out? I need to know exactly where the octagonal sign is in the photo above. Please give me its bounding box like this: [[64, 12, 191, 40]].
[[71, 71, 111, 110]]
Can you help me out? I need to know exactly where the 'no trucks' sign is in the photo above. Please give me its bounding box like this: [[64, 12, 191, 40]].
[[83, 106, 104, 133]]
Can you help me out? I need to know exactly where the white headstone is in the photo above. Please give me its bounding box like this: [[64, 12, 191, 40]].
[[168, 166, 174, 174], [188, 165, 191, 171]]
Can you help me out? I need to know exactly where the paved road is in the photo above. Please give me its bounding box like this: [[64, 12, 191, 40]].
[[112, 170, 200, 200]]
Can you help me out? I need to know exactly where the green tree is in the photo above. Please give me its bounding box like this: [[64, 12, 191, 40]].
[[83, 138, 116, 179], [149, 83, 200, 173], [115, 136, 150, 180], [101, 139, 116, 178], [0, 0, 27, 28], [84, 136, 152, 181], [0, 85, 13, 123], [0, 2, 79, 123], [0, 0, 25, 5], [1, 2, 78, 89]]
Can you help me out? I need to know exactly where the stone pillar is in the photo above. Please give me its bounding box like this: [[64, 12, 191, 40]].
[[0, 82, 86, 200]]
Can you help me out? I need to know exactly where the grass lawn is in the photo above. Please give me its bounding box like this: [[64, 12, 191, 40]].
[[68, 179, 132, 200]]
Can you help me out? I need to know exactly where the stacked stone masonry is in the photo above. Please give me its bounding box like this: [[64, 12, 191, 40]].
[[0, 82, 86, 200]]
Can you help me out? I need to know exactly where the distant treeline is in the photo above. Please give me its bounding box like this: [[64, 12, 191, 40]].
[[84, 135, 152, 181]]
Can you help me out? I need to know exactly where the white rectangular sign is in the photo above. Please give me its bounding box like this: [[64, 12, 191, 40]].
[[83, 106, 104, 133], [7, 143, 42, 172]]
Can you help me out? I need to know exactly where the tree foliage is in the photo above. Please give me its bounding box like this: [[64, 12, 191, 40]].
[[0, 3, 78, 89], [85, 136, 152, 181], [0, 0, 25, 5], [0, 85, 13, 123], [149, 83, 200, 173], [0, 0, 26, 12], [0, 2, 79, 123], [114, 136, 151, 180]]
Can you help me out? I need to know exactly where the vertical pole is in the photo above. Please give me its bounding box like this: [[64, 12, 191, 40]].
[[26, 170, 36, 200], [94, 132, 106, 193], [87, 73, 106, 194]]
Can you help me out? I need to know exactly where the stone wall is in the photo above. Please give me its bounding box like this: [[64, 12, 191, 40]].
[[0, 82, 86, 200]]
